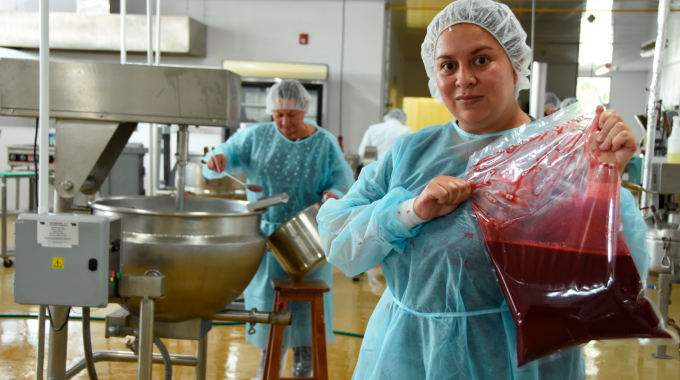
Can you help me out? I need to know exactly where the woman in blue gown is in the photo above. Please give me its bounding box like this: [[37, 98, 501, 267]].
[[317, 1, 645, 379], [204, 79, 355, 378]]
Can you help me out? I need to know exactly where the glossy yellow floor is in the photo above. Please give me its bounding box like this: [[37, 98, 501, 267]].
[[1, 216, 680, 379]]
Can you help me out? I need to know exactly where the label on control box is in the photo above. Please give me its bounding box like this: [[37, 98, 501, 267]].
[[37, 221, 79, 248], [52, 257, 64, 269]]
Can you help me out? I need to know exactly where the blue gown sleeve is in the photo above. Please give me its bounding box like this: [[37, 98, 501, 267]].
[[323, 135, 356, 198], [202, 127, 252, 179], [620, 188, 651, 279], [317, 137, 425, 277]]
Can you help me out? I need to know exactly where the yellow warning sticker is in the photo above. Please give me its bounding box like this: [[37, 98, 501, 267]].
[[52, 257, 64, 269]]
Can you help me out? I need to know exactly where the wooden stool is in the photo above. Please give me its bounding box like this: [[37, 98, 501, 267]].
[[263, 278, 330, 380]]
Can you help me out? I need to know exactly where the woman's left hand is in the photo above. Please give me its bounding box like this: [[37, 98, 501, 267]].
[[595, 109, 639, 175], [323, 190, 339, 203]]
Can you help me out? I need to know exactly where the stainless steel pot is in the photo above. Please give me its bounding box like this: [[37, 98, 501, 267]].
[[184, 162, 247, 200], [267, 203, 326, 282], [646, 222, 680, 275], [92, 196, 266, 322]]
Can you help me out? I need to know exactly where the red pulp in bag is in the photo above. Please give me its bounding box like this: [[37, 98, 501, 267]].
[[468, 108, 673, 366]]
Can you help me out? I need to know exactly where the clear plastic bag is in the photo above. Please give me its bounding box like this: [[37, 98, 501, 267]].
[[466, 99, 678, 366]]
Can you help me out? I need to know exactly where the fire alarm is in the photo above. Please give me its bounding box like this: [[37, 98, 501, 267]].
[[299, 33, 309, 45]]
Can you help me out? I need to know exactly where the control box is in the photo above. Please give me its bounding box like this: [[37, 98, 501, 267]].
[[14, 213, 122, 307]]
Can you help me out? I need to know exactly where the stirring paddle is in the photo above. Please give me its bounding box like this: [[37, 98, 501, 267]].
[[201, 160, 264, 192], [226, 173, 264, 192]]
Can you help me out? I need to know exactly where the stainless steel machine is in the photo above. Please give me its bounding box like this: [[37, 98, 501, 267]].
[[644, 162, 680, 359], [2, 58, 292, 380]]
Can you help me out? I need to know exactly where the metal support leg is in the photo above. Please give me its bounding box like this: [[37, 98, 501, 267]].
[[54, 192, 72, 214], [15, 177, 20, 210], [195, 334, 208, 380], [37, 305, 46, 380], [652, 274, 680, 359], [2, 176, 8, 265], [175, 125, 188, 212], [29, 177, 36, 211], [138, 297, 155, 380], [47, 306, 70, 380]]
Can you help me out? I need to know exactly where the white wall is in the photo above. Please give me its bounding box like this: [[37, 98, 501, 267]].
[[0, 0, 387, 198], [608, 72, 649, 128], [659, 12, 680, 108]]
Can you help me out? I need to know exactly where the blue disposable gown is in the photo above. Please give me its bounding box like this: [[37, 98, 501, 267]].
[[317, 120, 650, 380], [204, 120, 355, 349]]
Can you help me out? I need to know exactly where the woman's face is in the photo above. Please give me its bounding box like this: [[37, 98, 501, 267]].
[[435, 23, 519, 133], [272, 103, 306, 138]]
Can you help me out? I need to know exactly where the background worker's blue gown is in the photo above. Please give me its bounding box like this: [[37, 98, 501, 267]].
[[204, 120, 355, 349], [317, 120, 650, 380]]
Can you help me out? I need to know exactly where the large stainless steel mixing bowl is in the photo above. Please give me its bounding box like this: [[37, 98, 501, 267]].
[[267, 203, 326, 282], [92, 196, 266, 322], [647, 222, 680, 275]]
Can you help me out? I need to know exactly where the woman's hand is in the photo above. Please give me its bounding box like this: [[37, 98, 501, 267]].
[[413, 176, 472, 220], [206, 154, 227, 173], [596, 109, 638, 175], [322, 190, 339, 203]]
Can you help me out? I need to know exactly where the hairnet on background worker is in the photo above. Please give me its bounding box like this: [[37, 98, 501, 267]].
[[561, 97, 579, 109], [204, 79, 355, 379], [544, 92, 561, 115], [357, 108, 412, 163], [265, 79, 313, 114], [382, 108, 407, 124], [317, 0, 643, 379]]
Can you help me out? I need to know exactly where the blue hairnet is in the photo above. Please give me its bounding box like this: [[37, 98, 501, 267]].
[[544, 92, 561, 111], [266, 79, 312, 114], [421, 0, 532, 101], [383, 108, 407, 123]]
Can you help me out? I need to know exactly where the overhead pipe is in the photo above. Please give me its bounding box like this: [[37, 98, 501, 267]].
[[38, 0, 49, 215], [120, 0, 126, 64], [529, 62, 547, 119], [146, 0, 157, 195], [642, 0, 672, 208], [146, 0, 153, 65], [151, 0, 162, 193], [382, 8, 392, 116], [175, 125, 188, 212], [155, 0, 162, 66]]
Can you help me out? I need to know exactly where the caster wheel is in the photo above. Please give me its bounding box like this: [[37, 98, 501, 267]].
[[3, 259, 13, 268]]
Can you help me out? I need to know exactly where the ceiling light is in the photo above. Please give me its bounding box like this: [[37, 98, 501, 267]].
[[641, 39, 669, 58], [595, 63, 612, 76]]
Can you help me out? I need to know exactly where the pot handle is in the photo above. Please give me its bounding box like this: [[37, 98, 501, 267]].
[[247, 193, 290, 212]]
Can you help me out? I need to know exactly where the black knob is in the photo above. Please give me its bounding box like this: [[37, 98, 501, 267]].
[[9, 154, 16, 161], [88, 259, 98, 271]]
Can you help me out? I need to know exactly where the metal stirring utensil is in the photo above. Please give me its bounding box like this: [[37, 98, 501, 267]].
[[225, 173, 264, 192], [201, 160, 264, 192]]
